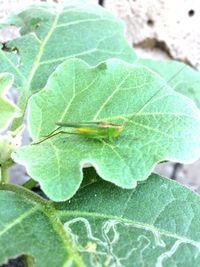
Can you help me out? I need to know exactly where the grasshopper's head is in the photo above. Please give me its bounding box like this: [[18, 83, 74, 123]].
[[113, 124, 125, 137], [99, 122, 125, 138]]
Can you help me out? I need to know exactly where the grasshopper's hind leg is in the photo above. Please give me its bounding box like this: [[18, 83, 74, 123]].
[[32, 129, 85, 145]]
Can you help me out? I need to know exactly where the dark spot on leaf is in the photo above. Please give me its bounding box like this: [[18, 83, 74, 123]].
[[30, 18, 42, 30], [97, 62, 107, 71], [1, 42, 21, 65], [188, 87, 195, 94], [1, 43, 11, 52], [1, 43, 19, 53]]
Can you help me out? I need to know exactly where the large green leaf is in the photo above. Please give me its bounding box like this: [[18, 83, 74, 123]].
[[138, 58, 200, 108], [0, 1, 136, 94], [0, 184, 85, 267], [57, 170, 200, 267], [1, 172, 200, 266], [12, 59, 200, 201], [0, 73, 20, 132]]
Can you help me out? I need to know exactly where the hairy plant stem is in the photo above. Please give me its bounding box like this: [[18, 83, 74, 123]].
[[11, 92, 30, 131], [23, 178, 38, 190], [24, 255, 35, 267], [0, 164, 9, 184]]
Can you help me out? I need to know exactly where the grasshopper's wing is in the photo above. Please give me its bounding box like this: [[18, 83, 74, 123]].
[[56, 122, 99, 128]]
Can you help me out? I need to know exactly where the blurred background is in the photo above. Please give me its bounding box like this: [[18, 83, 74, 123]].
[[0, 0, 200, 192]]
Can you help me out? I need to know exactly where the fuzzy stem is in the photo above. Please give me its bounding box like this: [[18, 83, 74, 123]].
[[23, 178, 38, 190], [24, 255, 35, 267], [0, 165, 9, 184]]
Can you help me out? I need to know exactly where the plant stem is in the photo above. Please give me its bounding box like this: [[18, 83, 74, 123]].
[[11, 93, 30, 131], [0, 164, 9, 184], [23, 255, 34, 267], [170, 163, 182, 180], [23, 178, 38, 190]]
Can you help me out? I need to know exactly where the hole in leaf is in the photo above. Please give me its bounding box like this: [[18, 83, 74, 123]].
[[1, 42, 21, 66], [188, 9, 195, 17], [99, 0, 104, 6], [147, 19, 154, 26]]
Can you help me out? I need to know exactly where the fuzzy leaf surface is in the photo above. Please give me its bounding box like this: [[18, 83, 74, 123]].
[[138, 58, 200, 108], [12, 59, 200, 201], [56, 170, 200, 267], [0, 73, 19, 131], [0, 185, 85, 267], [0, 1, 136, 94], [1, 172, 200, 266]]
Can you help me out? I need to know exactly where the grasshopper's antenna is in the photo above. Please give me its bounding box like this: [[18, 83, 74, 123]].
[[123, 63, 187, 128], [162, 64, 187, 86], [32, 126, 62, 145]]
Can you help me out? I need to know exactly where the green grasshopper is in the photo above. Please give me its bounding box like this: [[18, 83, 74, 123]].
[[33, 121, 124, 144], [33, 65, 186, 145]]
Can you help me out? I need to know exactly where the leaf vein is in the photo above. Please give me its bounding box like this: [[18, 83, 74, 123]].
[[27, 8, 62, 89], [0, 206, 39, 237], [93, 72, 131, 120]]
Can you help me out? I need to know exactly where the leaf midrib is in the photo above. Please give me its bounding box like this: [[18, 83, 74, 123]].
[[2, 8, 124, 92], [0, 185, 86, 267], [0, 204, 85, 267], [56, 17, 117, 28], [26, 8, 62, 89]]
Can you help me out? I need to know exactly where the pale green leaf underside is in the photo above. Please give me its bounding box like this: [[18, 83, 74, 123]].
[[138, 58, 200, 109], [0, 1, 136, 93], [1, 172, 200, 266], [0, 73, 19, 131], [12, 59, 200, 201]]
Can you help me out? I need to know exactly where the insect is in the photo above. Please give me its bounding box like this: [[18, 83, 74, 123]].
[[33, 121, 124, 144], [33, 64, 186, 145]]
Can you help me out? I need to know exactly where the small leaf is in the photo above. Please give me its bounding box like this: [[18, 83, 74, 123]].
[[0, 73, 20, 131], [138, 58, 200, 108], [12, 59, 200, 201], [1, 172, 200, 266], [0, 1, 136, 94]]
